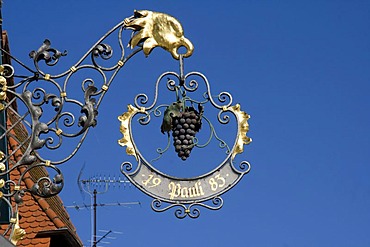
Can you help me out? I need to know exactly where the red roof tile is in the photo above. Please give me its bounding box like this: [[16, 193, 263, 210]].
[[5, 119, 81, 246]]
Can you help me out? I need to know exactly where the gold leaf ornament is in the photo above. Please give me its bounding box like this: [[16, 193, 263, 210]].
[[118, 105, 147, 160], [0, 76, 7, 101], [10, 213, 26, 245], [227, 104, 252, 160], [124, 10, 194, 59]]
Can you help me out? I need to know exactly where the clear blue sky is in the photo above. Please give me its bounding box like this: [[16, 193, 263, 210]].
[[3, 1, 370, 246]]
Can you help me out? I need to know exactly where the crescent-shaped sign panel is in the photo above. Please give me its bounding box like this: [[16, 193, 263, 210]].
[[121, 155, 247, 204]]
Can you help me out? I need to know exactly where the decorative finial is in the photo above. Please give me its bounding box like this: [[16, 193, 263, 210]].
[[124, 10, 194, 59]]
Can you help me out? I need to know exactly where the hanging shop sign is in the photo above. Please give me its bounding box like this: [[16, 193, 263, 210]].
[[119, 10, 252, 218]]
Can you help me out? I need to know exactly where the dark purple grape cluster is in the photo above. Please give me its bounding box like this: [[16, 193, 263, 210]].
[[171, 107, 202, 160]]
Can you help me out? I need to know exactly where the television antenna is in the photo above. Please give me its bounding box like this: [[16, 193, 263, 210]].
[[67, 165, 139, 247], [86, 230, 123, 247]]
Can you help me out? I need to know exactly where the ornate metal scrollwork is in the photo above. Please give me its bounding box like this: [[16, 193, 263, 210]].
[[0, 9, 196, 239], [29, 39, 67, 66], [118, 55, 252, 219], [151, 197, 223, 219]]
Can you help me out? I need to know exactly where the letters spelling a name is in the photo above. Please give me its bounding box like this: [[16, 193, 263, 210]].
[[168, 181, 205, 200]]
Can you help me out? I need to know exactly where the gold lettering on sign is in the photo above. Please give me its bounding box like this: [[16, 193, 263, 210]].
[[181, 187, 188, 198], [169, 183, 180, 199], [208, 174, 227, 191], [169, 181, 205, 200], [142, 174, 162, 188]]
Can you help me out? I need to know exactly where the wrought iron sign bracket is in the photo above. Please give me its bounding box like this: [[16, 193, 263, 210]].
[[0, 8, 252, 241]]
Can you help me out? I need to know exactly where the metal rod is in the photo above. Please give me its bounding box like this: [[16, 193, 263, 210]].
[[95, 230, 112, 246], [0, 0, 10, 224], [179, 54, 184, 86], [0, 0, 3, 61], [65, 201, 140, 209], [93, 189, 97, 247]]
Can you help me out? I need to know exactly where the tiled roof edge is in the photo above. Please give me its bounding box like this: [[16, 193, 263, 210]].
[[7, 131, 67, 229]]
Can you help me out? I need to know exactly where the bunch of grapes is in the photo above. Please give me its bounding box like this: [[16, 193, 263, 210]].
[[171, 107, 202, 160]]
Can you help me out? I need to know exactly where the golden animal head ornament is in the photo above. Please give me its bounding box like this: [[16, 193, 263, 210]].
[[124, 10, 194, 59]]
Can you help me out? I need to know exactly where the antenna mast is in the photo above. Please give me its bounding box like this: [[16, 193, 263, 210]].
[[74, 166, 138, 247]]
